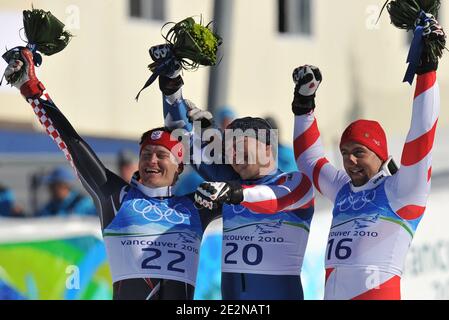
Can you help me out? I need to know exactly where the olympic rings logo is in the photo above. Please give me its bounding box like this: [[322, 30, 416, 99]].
[[231, 204, 247, 214], [230, 204, 261, 215], [132, 199, 190, 224], [336, 190, 377, 212]]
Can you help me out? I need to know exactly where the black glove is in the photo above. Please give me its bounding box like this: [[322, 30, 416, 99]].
[[292, 65, 322, 115], [194, 181, 243, 210], [159, 75, 184, 96], [417, 14, 446, 75]]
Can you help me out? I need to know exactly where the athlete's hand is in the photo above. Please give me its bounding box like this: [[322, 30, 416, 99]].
[[4, 59, 24, 86], [149, 44, 182, 79], [417, 15, 446, 74], [194, 181, 243, 210], [292, 65, 322, 115], [185, 99, 214, 129], [3, 50, 28, 89], [150, 44, 184, 95], [2, 47, 45, 98]]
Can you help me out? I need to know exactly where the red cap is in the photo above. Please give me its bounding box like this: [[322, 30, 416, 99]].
[[340, 120, 388, 161], [140, 130, 184, 163]]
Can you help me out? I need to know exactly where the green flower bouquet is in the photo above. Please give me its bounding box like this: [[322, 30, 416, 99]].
[[136, 16, 222, 100], [2, 7, 72, 85]]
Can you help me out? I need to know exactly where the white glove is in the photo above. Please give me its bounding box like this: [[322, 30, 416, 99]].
[[185, 99, 214, 128], [3, 58, 28, 89], [292, 65, 322, 114], [292, 65, 322, 97]]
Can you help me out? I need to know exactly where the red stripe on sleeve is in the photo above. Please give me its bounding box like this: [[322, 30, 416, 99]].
[[294, 118, 320, 160], [396, 205, 425, 220], [427, 166, 432, 182], [401, 120, 438, 166], [414, 71, 436, 99], [242, 174, 312, 213], [313, 157, 329, 194]]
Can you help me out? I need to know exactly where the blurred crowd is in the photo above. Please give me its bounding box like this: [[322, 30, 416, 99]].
[[1, 165, 98, 218], [0, 152, 138, 218]]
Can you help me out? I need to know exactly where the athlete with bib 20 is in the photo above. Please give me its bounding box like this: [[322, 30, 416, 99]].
[[150, 44, 315, 299], [291, 15, 445, 299]]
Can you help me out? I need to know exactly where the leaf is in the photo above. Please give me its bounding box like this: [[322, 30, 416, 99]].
[[163, 16, 222, 70], [23, 8, 72, 56], [385, 0, 445, 62]]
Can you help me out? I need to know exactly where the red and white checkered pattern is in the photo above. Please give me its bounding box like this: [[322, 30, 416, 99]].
[[28, 92, 77, 174]]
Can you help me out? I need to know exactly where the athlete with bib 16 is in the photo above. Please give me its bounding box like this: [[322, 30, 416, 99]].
[[291, 13, 445, 299]]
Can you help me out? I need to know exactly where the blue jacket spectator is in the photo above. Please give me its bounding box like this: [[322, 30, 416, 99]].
[[0, 185, 14, 216], [0, 184, 24, 217], [216, 106, 236, 130], [36, 166, 96, 217]]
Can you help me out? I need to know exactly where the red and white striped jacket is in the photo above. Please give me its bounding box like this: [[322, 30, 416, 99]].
[[293, 71, 439, 299]]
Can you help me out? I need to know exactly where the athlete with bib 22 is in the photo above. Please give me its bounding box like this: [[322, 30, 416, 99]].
[[2, 45, 219, 300], [291, 15, 445, 299]]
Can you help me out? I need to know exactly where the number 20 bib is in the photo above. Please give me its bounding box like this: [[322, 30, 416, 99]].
[[222, 204, 313, 275]]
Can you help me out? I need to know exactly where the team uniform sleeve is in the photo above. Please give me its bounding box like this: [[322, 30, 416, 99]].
[[240, 171, 314, 214], [385, 71, 439, 220], [24, 91, 128, 229], [293, 113, 350, 203]]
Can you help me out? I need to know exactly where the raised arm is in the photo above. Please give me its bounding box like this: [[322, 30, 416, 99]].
[[386, 71, 439, 219], [193, 171, 314, 214], [385, 14, 445, 220], [144, 44, 238, 181], [4, 48, 127, 228], [159, 74, 239, 181], [291, 66, 349, 203]]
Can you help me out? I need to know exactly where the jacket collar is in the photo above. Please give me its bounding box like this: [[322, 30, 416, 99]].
[[130, 175, 172, 198], [349, 159, 395, 193]]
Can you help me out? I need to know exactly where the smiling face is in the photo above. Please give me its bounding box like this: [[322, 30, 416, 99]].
[[340, 141, 383, 187], [138, 144, 181, 188]]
